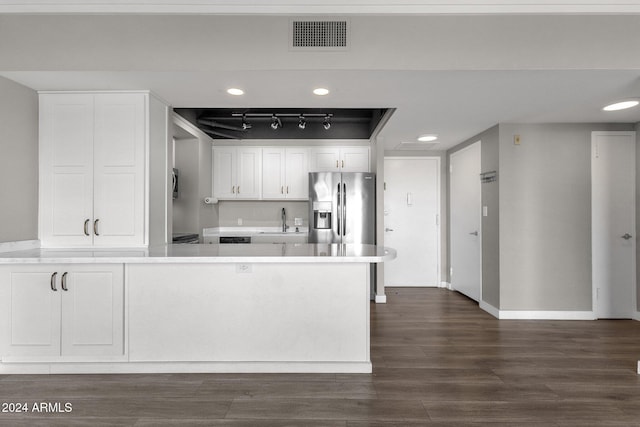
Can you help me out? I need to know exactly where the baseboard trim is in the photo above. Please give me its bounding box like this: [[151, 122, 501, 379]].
[[375, 294, 387, 304], [479, 301, 595, 320], [479, 301, 500, 318], [439, 281, 451, 290], [0, 240, 40, 253], [0, 361, 372, 375]]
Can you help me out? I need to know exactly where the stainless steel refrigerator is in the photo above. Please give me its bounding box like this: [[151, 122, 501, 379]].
[[308, 172, 376, 244]]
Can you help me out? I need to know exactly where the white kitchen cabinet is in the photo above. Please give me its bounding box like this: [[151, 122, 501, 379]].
[[310, 146, 370, 172], [213, 147, 262, 199], [262, 147, 309, 199], [39, 92, 154, 248], [0, 264, 124, 361]]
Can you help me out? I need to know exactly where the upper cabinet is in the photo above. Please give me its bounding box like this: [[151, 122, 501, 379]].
[[213, 147, 262, 199], [39, 92, 169, 248], [262, 147, 309, 200], [310, 146, 370, 172]]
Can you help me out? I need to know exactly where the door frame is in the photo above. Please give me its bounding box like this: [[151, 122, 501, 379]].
[[449, 141, 483, 302], [591, 130, 637, 319], [384, 156, 441, 287]]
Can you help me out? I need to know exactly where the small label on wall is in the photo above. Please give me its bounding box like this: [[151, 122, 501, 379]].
[[236, 264, 252, 274]]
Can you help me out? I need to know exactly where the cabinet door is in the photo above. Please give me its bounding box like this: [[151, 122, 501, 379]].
[[310, 147, 340, 172], [93, 94, 146, 247], [39, 94, 94, 247], [236, 147, 262, 199], [285, 147, 309, 199], [60, 264, 124, 358], [213, 147, 236, 199], [0, 266, 62, 359], [340, 147, 370, 172], [262, 148, 286, 199]]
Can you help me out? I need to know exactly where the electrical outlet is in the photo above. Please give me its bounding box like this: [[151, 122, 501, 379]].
[[514, 134, 521, 145], [237, 218, 243, 225]]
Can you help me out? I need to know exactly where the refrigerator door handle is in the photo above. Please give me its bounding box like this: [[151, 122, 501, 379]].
[[343, 183, 347, 236], [337, 182, 341, 235]]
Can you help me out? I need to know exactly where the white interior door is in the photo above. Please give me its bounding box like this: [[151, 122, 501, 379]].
[[384, 157, 440, 287], [450, 142, 481, 301], [592, 131, 636, 319]]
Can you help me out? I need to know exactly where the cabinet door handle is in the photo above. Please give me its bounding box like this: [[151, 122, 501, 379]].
[[281, 186, 284, 194], [286, 186, 289, 194], [61, 272, 68, 291], [237, 186, 240, 194], [336, 160, 339, 168], [94, 219, 100, 236], [50, 272, 58, 292], [84, 219, 90, 236], [342, 160, 344, 168], [232, 186, 235, 194]]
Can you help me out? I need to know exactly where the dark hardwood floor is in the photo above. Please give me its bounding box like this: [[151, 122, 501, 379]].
[[1, 288, 639, 426]]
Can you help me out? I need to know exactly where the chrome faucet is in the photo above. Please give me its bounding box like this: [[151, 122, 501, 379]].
[[281, 208, 287, 232]]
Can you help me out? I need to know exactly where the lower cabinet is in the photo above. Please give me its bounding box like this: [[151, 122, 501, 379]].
[[0, 264, 125, 361]]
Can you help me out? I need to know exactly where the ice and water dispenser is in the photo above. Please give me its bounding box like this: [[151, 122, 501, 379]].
[[312, 201, 332, 229]]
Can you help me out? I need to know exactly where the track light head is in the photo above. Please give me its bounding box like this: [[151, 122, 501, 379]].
[[323, 115, 331, 130], [270, 115, 282, 130], [241, 114, 252, 130], [298, 115, 306, 129]]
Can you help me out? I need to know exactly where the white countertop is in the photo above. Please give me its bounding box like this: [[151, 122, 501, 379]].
[[0, 243, 396, 264]]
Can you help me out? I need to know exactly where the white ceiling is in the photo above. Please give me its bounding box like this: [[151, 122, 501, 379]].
[[5, 69, 640, 151], [1, 11, 639, 152]]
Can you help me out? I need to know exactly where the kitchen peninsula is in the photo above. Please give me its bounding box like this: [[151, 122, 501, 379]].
[[0, 243, 395, 374]]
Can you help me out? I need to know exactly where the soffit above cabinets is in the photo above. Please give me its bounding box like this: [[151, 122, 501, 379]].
[[174, 108, 390, 140]]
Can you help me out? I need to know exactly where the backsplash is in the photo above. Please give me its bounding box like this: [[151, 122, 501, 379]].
[[218, 201, 308, 228]]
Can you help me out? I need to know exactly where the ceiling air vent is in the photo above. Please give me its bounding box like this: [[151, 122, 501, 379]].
[[290, 19, 349, 51]]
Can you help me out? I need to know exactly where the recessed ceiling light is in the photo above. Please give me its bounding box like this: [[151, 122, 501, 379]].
[[313, 88, 330, 96], [417, 134, 438, 142], [226, 88, 244, 96], [603, 100, 639, 111]]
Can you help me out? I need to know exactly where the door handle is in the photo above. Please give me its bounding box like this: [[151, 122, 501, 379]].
[[342, 183, 346, 236], [469, 231, 479, 236], [622, 233, 633, 240], [385, 228, 394, 232], [337, 183, 341, 235], [84, 219, 90, 236], [61, 272, 68, 291], [94, 219, 100, 236]]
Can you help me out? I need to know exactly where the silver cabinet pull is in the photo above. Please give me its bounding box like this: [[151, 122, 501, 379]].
[[232, 186, 235, 194], [622, 233, 633, 240], [281, 186, 284, 194], [84, 219, 90, 236], [237, 186, 240, 194], [469, 231, 479, 236], [94, 219, 100, 236], [342, 160, 345, 168], [50, 272, 58, 292], [61, 272, 68, 291], [336, 160, 339, 168], [337, 183, 341, 235], [286, 186, 289, 194]]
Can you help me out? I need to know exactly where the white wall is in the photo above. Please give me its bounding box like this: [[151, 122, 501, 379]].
[[0, 76, 38, 243], [499, 123, 635, 311]]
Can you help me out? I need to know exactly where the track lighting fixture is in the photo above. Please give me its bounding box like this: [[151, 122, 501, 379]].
[[270, 115, 282, 130], [298, 115, 306, 129], [241, 114, 252, 130], [323, 115, 331, 130]]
